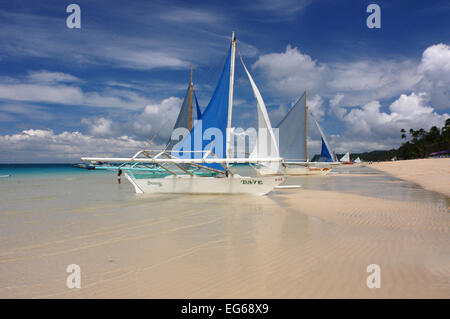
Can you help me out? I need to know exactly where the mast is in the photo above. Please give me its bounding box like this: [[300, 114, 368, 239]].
[[226, 31, 236, 161], [188, 65, 194, 131], [305, 90, 308, 162]]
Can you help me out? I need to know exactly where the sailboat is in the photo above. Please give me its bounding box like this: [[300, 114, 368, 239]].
[[339, 152, 353, 165], [165, 66, 202, 152], [354, 157, 362, 164], [257, 91, 340, 175], [81, 32, 285, 195]]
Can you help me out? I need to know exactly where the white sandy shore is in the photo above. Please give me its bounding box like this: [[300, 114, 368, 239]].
[[0, 171, 449, 298], [369, 158, 450, 197]]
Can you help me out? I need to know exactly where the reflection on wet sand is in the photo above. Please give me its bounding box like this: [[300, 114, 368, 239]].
[[0, 167, 449, 298]]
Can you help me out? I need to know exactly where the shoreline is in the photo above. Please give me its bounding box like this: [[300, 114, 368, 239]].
[[368, 158, 450, 198], [0, 166, 449, 298]]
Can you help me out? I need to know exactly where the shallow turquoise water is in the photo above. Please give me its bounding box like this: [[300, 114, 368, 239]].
[[0, 164, 109, 178]]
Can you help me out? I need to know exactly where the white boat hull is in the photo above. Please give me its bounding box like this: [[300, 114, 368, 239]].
[[257, 162, 341, 176], [284, 165, 330, 175], [125, 173, 285, 195]]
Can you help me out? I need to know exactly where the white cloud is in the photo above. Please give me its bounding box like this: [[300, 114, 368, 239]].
[[252, 43, 449, 151], [0, 75, 151, 110], [419, 43, 450, 73], [252, 45, 326, 97], [252, 43, 449, 110], [0, 83, 84, 104], [330, 93, 344, 107], [104, 48, 189, 70], [337, 92, 449, 151], [416, 43, 450, 110], [0, 129, 148, 163], [80, 96, 183, 142], [27, 71, 81, 83], [161, 9, 222, 24], [0, 10, 228, 71], [329, 93, 346, 119], [249, 0, 313, 18], [81, 117, 114, 137], [252, 45, 423, 106], [327, 60, 422, 106], [133, 97, 183, 140], [0, 103, 55, 122], [268, 104, 289, 127], [307, 94, 324, 120]]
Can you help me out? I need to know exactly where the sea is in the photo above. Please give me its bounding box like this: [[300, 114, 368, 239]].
[[0, 163, 449, 298]]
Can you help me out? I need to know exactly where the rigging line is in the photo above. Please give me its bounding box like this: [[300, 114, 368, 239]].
[[144, 114, 173, 149]]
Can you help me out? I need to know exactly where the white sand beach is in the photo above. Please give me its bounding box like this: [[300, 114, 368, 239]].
[[370, 158, 450, 197], [0, 167, 449, 298]]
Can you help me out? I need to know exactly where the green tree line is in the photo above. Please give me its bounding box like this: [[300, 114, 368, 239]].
[[313, 118, 450, 162], [397, 118, 450, 159]]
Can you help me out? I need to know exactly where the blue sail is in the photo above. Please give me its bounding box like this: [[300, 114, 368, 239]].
[[320, 137, 333, 162], [173, 46, 231, 171], [194, 92, 202, 119]]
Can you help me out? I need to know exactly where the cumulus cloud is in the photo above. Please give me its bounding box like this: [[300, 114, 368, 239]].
[[252, 43, 449, 110], [251, 43, 449, 152], [336, 92, 449, 151], [252, 45, 424, 106], [253, 45, 326, 97], [307, 94, 324, 120], [416, 43, 450, 110], [81, 117, 115, 137], [0, 96, 186, 162], [130, 97, 182, 140], [80, 96, 183, 143], [0, 129, 148, 163]]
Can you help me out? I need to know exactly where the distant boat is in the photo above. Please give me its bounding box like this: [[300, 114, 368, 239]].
[[354, 157, 362, 163], [0, 174, 11, 178], [257, 90, 340, 176], [339, 152, 353, 165], [73, 163, 97, 170]]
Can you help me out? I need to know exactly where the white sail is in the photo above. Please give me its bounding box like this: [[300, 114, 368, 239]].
[[81, 32, 285, 195], [240, 55, 281, 173], [340, 152, 350, 162], [354, 157, 361, 163]]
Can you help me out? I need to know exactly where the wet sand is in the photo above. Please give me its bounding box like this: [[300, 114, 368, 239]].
[[0, 168, 449, 298], [370, 158, 450, 197]]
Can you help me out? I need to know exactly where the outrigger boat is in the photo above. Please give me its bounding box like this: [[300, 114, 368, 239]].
[[81, 32, 285, 195], [339, 152, 353, 165], [256, 91, 340, 176]]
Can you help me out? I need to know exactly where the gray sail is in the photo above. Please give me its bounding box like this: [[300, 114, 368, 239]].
[[165, 83, 193, 151], [276, 93, 306, 162]]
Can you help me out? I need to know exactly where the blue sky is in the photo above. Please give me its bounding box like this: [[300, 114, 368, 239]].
[[0, 0, 449, 162]]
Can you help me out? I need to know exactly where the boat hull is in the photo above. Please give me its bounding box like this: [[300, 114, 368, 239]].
[[125, 173, 285, 195], [285, 165, 328, 175], [257, 162, 340, 176]]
